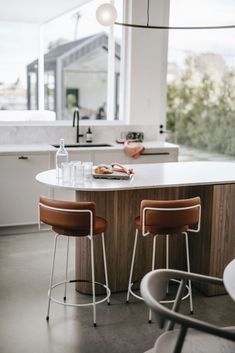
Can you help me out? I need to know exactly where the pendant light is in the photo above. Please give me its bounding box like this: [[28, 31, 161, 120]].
[[96, 1, 235, 30]]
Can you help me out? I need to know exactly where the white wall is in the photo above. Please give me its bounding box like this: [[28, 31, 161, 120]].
[[0, 122, 159, 144], [122, 0, 170, 132]]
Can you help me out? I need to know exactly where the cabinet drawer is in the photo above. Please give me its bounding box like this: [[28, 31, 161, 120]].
[[93, 150, 128, 165], [0, 153, 51, 226], [128, 151, 177, 164], [68, 151, 93, 163]]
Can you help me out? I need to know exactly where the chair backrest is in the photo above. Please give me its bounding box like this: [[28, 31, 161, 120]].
[[140, 197, 201, 235], [39, 196, 96, 232], [140, 269, 235, 346]]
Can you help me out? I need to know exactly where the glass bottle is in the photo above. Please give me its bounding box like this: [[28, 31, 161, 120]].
[[86, 127, 93, 143], [56, 139, 68, 178]]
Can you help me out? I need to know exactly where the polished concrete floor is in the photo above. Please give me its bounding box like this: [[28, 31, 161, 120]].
[[0, 230, 234, 353]]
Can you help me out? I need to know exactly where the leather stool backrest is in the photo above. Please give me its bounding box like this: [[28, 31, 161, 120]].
[[39, 196, 96, 231], [140, 197, 201, 231]]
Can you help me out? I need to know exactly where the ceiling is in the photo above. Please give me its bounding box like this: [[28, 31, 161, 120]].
[[0, 0, 90, 24]]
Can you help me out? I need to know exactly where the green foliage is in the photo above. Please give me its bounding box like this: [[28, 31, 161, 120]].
[[167, 55, 235, 156]]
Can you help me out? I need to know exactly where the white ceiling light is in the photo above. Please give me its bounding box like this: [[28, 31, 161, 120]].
[[96, 3, 117, 26]]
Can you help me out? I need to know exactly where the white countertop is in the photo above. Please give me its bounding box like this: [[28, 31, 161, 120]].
[[0, 144, 56, 154], [0, 141, 178, 154], [36, 161, 235, 191]]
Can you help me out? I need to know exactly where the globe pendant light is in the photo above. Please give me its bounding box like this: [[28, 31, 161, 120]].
[[96, 3, 117, 26]]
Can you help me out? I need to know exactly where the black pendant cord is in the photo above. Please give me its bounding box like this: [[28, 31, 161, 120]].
[[115, 0, 235, 30], [114, 22, 235, 30], [147, 0, 150, 27]]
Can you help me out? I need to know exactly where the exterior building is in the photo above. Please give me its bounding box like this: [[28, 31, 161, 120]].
[[27, 32, 121, 120], [0, 78, 27, 110]]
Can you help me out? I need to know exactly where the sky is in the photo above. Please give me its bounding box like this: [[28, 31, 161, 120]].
[[1, 0, 235, 86], [168, 0, 235, 66]]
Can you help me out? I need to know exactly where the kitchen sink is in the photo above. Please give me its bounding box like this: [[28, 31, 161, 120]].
[[52, 143, 113, 148]]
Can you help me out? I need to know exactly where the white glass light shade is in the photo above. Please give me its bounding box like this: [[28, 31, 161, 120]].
[[96, 3, 117, 26]]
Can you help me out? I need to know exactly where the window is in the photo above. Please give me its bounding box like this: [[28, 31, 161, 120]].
[[0, 21, 39, 111], [167, 0, 235, 160], [0, 0, 123, 122], [44, 71, 55, 111]]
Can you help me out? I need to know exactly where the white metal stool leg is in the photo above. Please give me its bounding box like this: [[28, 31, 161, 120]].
[[101, 232, 110, 305], [166, 234, 169, 269], [64, 236, 70, 301], [90, 236, 97, 327], [126, 229, 139, 303], [184, 231, 193, 314], [149, 234, 157, 323], [166, 234, 169, 294], [151, 235, 157, 271], [46, 234, 59, 321]]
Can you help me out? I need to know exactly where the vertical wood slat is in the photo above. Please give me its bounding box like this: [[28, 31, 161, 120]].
[[75, 184, 235, 296], [187, 185, 214, 294], [208, 184, 235, 295]]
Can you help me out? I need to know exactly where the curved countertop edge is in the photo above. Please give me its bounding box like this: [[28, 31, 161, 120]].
[[36, 161, 235, 192]]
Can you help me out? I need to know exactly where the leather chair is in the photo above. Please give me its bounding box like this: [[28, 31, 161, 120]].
[[126, 197, 201, 322], [141, 269, 235, 353], [39, 196, 110, 327]]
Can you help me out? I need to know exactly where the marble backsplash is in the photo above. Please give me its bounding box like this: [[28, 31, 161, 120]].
[[0, 123, 159, 144]]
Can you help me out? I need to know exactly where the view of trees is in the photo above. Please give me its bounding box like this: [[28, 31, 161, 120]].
[[167, 55, 235, 156]]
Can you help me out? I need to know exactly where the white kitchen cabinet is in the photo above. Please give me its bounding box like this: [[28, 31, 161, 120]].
[[0, 152, 51, 226], [68, 150, 93, 162], [127, 150, 178, 164], [67, 147, 178, 166], [93, 150, 129, 164]]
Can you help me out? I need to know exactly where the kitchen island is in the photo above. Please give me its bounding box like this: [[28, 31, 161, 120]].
[[0, 141, 178, 228], [36, 161, 235, 296]]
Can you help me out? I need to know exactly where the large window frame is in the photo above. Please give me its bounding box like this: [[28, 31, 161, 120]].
[[36, 0, 122, 121], [0, 0, 169, 127], [166, 0, 235, 158]]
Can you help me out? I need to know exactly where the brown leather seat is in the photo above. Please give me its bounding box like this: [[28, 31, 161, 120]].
[[136, 197, 201, 235], [135, 216, 188, 235], [39, 196, 107, 236], [127, 196, 201, 317], [40, 196, 110, 325]]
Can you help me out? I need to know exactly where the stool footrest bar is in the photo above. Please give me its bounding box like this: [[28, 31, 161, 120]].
[[129, 279, 190, 304], [49, 279, 111, 307]]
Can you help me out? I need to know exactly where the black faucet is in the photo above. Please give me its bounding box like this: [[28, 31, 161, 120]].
[[73, 107, 84, 143]]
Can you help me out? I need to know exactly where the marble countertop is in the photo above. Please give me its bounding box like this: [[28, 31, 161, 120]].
[[0, 144, 56, 154], [0, 141, 178, 154], [36, 161, 235, 191]]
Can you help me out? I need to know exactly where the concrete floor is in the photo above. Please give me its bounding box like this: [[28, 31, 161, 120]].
[[0, 231, 234, 353]]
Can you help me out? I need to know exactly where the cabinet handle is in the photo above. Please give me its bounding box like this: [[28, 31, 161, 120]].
[[18, 156, 29, 160], [141, 152, 170, 156]]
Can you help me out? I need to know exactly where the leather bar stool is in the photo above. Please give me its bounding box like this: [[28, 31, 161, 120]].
[[39, 196, 111, 327], [126, 197, 201, 322]]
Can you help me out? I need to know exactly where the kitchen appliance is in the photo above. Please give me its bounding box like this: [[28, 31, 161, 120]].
[[126, 131, 144, 142]]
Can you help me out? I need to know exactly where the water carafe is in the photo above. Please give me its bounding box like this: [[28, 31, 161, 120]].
[[56, 138, 68, 178]]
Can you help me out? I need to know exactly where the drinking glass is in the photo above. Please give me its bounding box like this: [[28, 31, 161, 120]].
[[61, 162, 72, 183], [83, 162, 93, 181], [71, 160, 81, 182], [74, 163, 84, 184]]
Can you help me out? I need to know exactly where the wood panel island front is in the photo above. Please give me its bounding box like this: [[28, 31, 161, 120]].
[[36, 161, 235, 296]]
